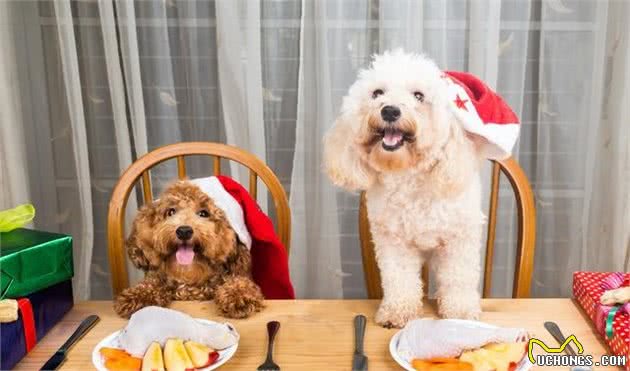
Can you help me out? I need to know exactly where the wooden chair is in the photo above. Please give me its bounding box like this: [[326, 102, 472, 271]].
[[359, 157, 536, 299], [107, 142, 290, 297]]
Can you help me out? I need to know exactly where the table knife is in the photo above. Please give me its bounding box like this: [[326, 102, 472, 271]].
[[543, 321, 593, 371], [40, 315, 100, 370], [352, 314, 368, 371]]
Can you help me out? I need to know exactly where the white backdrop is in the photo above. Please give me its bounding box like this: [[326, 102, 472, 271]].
[[0, 0, 628, 300]]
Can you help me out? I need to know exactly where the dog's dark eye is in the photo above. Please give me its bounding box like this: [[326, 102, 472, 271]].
[[413, 91, 425, 102], [372, 89, 384, 99], [197, 210, 210, 218], [166, 208, 176, 217]]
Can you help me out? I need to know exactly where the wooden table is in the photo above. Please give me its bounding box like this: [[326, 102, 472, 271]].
[[16, 299, 620, 370]]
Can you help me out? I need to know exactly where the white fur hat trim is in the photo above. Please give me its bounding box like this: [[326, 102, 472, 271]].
[[190, 176, 252, 249]]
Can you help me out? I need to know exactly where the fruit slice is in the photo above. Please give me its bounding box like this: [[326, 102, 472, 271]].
[[164, 338, 194, 371], [484, 342, 527, 363], [487, 342, 527, 371], [460, 348, 495, 371], [100, 347, 131, 360], [422, 357, 460, 364], [411, 359, 432, 371], [459, 342, 527, 371], [411, 358, 473, 371], [142, 342, 165, 371], [431, 363, 473, 371], [104, 355, 142, 371], [101, 347, 142, 371], [183, 341, 219, 368]]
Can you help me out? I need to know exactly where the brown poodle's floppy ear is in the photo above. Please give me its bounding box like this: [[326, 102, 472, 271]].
[[224, 242, 252, 277], [125, 202, 158, 271], [323, 115, 376, 191]]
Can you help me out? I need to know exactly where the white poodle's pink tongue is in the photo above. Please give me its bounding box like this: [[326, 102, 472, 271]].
[[383, 131, 403, 146], [175, 245, 195, 265]]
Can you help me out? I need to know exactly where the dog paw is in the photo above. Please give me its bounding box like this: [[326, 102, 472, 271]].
[[375, 302, 422, 328], [220, 293, 264, 319], [214, 277, 265, 319], [600, 287, 630, 305], [437, 293, 481, 320], [113, 282, 173, 318], [113, 296, 145, 319]]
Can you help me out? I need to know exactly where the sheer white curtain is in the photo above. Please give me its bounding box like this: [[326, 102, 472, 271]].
[[0, 2, 32, 210], [0, 0, 628, 300], [288, 0, 359, 298]]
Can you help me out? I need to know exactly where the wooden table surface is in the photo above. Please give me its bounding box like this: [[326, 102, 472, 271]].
[[16, 299, 620, 370]]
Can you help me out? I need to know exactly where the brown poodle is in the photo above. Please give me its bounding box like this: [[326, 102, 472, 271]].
[[113, 181, 264, 319]]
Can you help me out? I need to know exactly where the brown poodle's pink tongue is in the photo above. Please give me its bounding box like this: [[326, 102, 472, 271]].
[[175, 245, 195, 265], [383, 131, 403, 146]]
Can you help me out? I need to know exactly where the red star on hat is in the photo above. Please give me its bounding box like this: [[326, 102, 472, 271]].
[[443, 70, 520, 160], [454, 94, 469, 111]]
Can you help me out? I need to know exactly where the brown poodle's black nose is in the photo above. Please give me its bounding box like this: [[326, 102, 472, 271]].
[[381, 105, 401, 123], [176, 225, 193, 241]]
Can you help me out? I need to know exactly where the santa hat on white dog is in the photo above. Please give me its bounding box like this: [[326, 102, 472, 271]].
[[442, 71, 520, 160]]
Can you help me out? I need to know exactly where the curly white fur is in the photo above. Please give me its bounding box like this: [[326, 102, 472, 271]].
[[324, 50, 488, 328]]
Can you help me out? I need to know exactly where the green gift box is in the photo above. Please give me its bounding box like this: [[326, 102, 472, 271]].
[[0, 228, 73, 299]]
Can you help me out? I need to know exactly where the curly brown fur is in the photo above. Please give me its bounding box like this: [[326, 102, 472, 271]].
[[113, 272, 174, 318], [114, 180, 264, 319], [214, 276, 265, 318]]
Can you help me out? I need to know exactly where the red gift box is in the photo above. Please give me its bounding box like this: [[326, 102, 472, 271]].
[[573, 271, 630, 370]]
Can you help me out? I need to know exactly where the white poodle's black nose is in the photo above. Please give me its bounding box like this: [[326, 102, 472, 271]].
[[176, 225, 193, 240], [381, 105, 401, 122]]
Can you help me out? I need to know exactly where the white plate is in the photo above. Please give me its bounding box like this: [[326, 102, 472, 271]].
[[388, 319, 533, 371], [92, 318, 238, 371]]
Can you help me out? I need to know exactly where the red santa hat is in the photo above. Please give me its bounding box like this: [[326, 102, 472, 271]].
[[442, 71, 520, 160], [189, 175, 295, 299]]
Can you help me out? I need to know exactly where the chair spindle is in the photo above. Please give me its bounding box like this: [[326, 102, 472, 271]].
[[141, 171, 153, 203], [214, 156, 221, 175], [249, 170, 258, 200], [483, 162, 501, 297], [177, 156, 186, 179]]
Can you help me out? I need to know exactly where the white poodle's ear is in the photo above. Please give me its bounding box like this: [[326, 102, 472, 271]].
[[323, 115, 376, 191], [427, 120, 482, 198], [464, 132, 494, 157]]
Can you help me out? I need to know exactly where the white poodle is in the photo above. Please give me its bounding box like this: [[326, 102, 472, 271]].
[[323, 50, 519, 328]]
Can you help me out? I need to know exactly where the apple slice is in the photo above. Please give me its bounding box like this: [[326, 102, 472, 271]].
[[484, 342, 527, 362], [484, 342, 528, 371], [460, 342, 528, 371], [164, 339, 194, 371], [142, 342, 165, 371], [459, 348, 495, 371], [183, 341, 219, 368]]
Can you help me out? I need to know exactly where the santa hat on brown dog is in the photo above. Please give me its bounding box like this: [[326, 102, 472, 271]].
[[189, 175, 295, 299], [442, 71, 520, 160]]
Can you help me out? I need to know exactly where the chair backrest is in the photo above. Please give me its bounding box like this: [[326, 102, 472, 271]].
[[107, 142, 290, 296], [359, 157, 536, 299]]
